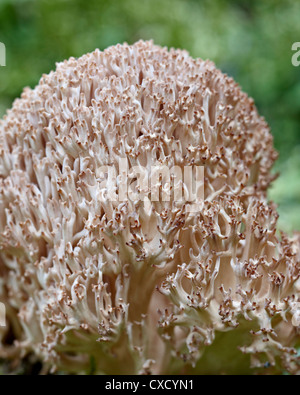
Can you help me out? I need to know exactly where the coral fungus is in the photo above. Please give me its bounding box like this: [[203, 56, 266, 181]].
[[0, 41, 298, 374]]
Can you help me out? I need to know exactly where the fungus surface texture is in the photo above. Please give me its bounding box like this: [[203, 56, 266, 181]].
[[0, 41, 299, 375]]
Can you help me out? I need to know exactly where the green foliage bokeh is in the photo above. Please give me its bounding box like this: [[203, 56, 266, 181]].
[[0, 0, 299, 231]]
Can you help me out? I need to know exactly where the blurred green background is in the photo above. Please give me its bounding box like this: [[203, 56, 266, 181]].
[[0, 0, 299, 232]]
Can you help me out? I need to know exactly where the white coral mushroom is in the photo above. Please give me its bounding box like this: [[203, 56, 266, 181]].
[[0, 41, 298, 375]]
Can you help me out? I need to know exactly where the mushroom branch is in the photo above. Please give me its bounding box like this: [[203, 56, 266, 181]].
[[0, 41, 298, 374], [159, 197, 299, 374]]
